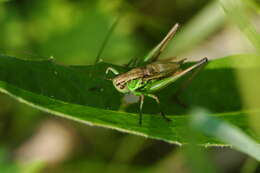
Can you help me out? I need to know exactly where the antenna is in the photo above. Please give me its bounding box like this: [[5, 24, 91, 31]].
[[94, 15, 121, 64]]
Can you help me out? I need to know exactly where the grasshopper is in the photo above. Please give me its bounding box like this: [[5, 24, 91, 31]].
[[106, 24, 208, 125]]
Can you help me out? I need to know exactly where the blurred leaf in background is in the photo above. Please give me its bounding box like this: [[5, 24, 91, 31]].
[[219, 0, 260, 136], [0, 0, 144, 65]]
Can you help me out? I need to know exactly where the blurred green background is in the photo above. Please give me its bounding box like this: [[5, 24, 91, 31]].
[[0, 0, 259, 172]]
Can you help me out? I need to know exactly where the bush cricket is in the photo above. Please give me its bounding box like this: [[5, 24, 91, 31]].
[[106, 24, 208, 125]]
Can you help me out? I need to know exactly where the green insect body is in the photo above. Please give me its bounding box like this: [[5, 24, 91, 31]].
[[106, 23, 208, 125], [127, 79, 146, 93]]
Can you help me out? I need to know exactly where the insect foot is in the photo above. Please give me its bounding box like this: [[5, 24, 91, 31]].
[[105, 67, 119, 75], [160, 110, 171, 122]]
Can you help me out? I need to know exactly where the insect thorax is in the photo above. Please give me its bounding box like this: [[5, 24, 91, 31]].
[[127, 79, 147, 92]]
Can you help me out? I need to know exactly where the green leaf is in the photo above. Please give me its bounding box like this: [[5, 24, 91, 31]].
[[0, 54, 259, 145], [190, 108, 260, 161], [219, 0, 260, 53], [219, 0, 260, 135]]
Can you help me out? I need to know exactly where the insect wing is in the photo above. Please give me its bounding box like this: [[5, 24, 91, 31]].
[[146, 58, 208, 93], [142, 61, 182, 81]]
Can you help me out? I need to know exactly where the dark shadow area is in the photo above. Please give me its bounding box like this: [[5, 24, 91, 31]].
[[0, 56, 125, 110]]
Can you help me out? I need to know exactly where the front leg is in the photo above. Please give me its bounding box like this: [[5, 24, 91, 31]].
[[139, 95, 144, 126], [105, 67, 120, 75]]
